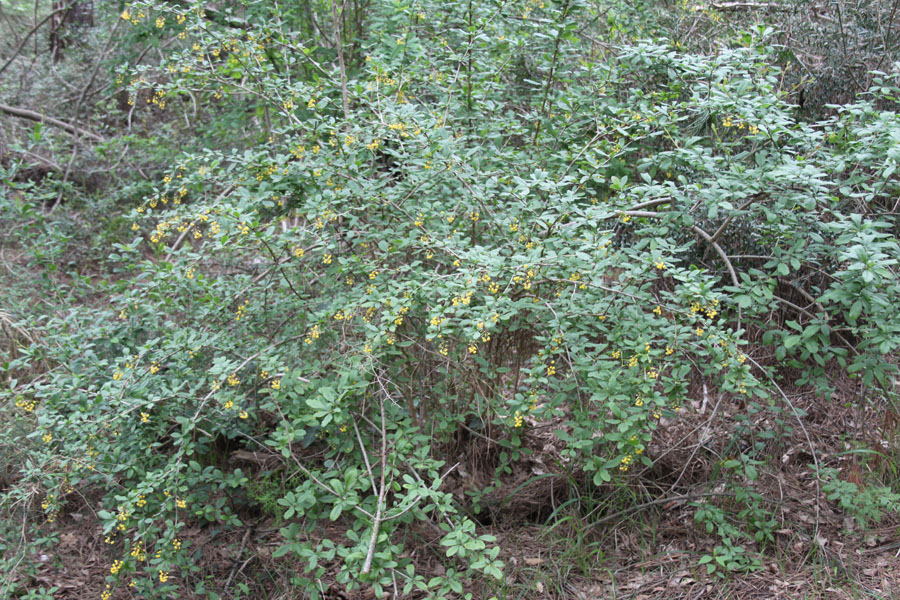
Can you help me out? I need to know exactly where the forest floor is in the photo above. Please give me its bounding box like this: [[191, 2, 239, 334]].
[[9, 374, 900, 600]]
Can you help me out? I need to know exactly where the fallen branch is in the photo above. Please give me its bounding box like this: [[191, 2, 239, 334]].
[[0, 103, 105, 143]]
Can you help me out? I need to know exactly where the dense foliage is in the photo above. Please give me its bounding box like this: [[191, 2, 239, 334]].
[[3, 0, 900, 598]]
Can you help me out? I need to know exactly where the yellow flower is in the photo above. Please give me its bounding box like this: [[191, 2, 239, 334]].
[[695, 327, 704, 336], [140, 412, 149, 423], [271, 378, 281, 390], [159, 570, 169, 583]]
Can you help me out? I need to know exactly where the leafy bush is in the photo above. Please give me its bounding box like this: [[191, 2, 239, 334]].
[[4, 0, 900, 597]]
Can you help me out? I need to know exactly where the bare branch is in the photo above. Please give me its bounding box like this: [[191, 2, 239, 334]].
[[331, 0, 350, 119], [692, 225, 740, 288], [709, 2, 788, 9], [362, 374, 391, 574]]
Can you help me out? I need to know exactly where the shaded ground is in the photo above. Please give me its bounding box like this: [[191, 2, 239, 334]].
[[6, 369, 900, 600]]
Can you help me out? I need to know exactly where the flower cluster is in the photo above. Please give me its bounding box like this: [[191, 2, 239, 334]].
[[14, 395, 36, 412]]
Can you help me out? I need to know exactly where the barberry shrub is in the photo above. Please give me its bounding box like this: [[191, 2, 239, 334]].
[[5, 0, 900, 596]]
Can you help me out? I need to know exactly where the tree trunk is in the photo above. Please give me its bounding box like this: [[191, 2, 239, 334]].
[[49, 1, 93, 62]]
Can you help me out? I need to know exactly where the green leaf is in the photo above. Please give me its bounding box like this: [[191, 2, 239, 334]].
[[783, 335, 801, 349], [329, 504, 342, 521]]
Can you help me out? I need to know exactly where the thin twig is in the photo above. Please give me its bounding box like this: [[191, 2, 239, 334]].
[[353, 419, 378, 495], [692, 225, 739, 287], [744, 355, 821, 542], [362, 379, 390, 574], [665, 385, 724, 495], [223, 527, 253, 592], [331, 0, 350, 119]]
